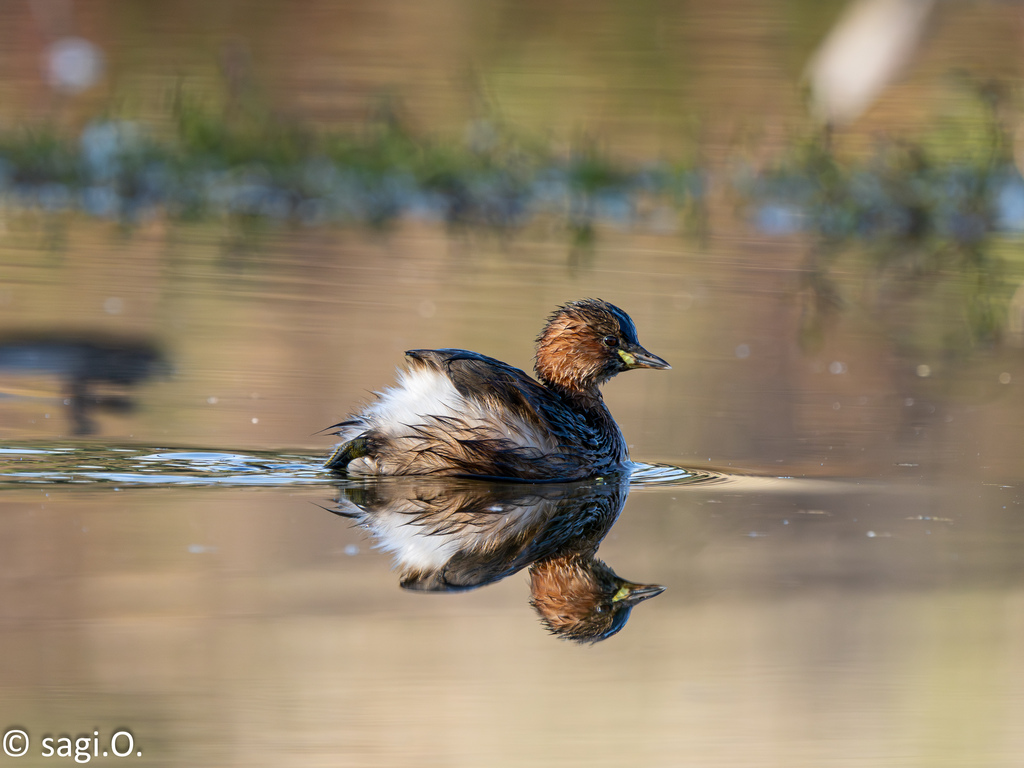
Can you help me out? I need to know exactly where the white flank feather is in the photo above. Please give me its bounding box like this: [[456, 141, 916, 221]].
[[362, 366, 465, 436], [365, 366, 555, 443]]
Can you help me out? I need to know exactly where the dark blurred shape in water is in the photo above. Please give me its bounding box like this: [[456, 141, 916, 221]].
[[330, 475, 664, 643], [0, 333, 169, 435]]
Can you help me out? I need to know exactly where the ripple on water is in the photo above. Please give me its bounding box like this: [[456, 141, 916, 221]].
[[0, 445, 749, 489], [628, 462, 732, 487], [0, 445, 330, 487]]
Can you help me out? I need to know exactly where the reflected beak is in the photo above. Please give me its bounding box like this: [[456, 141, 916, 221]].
[[611, 581, 667, 604], [618, 345, 671, 371]]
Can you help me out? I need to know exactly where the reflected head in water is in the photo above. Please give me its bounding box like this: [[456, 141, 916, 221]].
[[325, 298, 669, 482], [330, 474, 665, 642], [530, 555, 664, 643]]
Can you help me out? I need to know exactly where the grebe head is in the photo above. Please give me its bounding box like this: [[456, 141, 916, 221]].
[[534, 298, 670, 393]]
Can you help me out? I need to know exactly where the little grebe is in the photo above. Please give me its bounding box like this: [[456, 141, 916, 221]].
[[324, 298, 670, 481]]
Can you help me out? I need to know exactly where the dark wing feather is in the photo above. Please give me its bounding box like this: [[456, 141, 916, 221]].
[[403, 349, 608, 480], [406, 348, 599, 444], [407, 349, 549, 421]]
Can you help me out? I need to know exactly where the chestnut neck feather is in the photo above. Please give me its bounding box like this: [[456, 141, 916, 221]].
[[527, 303, 631, 466], [534, 316, 607, 405], [533, 316, 626, 463]]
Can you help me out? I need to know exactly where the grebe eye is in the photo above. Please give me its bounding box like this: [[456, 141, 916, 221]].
[[602, 335, 619, 348]]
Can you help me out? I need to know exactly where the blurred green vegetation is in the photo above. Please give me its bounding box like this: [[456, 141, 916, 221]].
[[0, 75, 1022, 354], [750, 78, 1023, 355]]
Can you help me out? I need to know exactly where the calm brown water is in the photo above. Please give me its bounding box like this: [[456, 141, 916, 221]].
[[2, 1, 1024, 766], [1, 224, 1022, 768]]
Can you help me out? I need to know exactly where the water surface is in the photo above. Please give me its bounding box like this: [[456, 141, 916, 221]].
[[1, 442, 1022, 766]]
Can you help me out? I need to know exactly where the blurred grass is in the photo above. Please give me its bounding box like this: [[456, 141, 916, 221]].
[[0, 73, 1022, 353]]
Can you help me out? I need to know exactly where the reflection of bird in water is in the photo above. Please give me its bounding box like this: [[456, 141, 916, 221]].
[[0, 333, 168, 434], [331, 475, 664, 642], [530, 555, 665, 643], [325, 299, 669, 481]]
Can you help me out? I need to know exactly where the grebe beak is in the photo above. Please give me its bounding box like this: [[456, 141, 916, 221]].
[[618, 345, 671, 370], [611, 580, 667, 604]]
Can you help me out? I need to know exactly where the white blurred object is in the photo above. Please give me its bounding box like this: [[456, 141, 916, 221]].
[[806, 0, 936, 125], [46, 36, 104, 93]]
